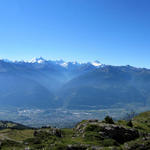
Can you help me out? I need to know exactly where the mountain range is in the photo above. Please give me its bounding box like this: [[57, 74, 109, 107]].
[[0, 57, 149, 109]]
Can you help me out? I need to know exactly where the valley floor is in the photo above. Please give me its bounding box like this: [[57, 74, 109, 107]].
[[0, 103, 149, 128]]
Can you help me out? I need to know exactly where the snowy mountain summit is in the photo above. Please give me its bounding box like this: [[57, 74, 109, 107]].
[[29, 57, 46, 64], [1, 57, 103, 69]]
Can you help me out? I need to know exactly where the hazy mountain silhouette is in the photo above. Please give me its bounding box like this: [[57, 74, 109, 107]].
[[0, 58, 149, 109]]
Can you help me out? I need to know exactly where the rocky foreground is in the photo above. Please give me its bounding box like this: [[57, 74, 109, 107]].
[[0, 111, 150, 149]]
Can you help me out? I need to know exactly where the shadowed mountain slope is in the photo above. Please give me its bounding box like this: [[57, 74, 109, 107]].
[[0, 59, 150, 109]]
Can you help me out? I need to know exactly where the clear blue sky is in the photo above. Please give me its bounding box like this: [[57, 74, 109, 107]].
[[0, 0, 150, 68]]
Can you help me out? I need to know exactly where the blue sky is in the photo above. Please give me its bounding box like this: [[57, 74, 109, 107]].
[[0, 0, 150, 68]]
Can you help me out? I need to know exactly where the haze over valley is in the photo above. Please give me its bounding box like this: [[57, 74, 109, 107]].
[[0, 57, 149, 127]]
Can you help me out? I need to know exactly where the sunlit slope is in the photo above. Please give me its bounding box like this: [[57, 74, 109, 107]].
[[132, 111, 150, 132]]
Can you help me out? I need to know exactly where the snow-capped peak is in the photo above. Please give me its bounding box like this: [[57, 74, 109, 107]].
[[0, 57, 103, 69], [55, 60, 80, 68], [60, 62, 68, 68], [91, 61, 102, 67], [29, 57, 46, 64]]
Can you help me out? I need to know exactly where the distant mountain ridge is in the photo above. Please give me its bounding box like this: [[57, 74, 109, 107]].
[[1, 57, 102, 67], [0, 57, 149, 109]]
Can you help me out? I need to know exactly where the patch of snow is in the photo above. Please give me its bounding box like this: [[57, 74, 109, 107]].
[[60, 62, 68, 68], [91, 61, 102, 67], [29, 57, 46, 63]]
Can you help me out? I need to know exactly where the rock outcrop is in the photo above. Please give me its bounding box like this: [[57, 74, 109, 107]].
[[75, 120, 139, 144], [34, 127, 62, 138]]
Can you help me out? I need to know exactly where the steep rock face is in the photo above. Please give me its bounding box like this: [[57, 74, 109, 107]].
[[75, 120, 139, 144]]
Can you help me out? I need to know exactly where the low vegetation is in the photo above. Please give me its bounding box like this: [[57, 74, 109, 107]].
[[0, 111, 150, 149]]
